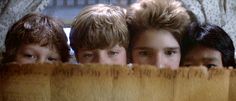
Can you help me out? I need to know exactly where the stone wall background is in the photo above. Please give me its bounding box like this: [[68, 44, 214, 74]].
[[180, 0, 236, 48], [0, 0, 236, 60]]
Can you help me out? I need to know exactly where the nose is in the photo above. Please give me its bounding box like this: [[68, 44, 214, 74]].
[[154, 53, 164, 68], [36, 58, 47, 63], [95, 54, 110, 64], [192, 62, 203, 67]]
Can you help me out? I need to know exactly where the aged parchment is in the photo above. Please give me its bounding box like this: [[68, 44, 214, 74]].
[[0, 64, 233, 101]]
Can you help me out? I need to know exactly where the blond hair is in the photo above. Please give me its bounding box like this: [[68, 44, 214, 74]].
[[127, 0, 190, 44], [70, 4, 129, 53]]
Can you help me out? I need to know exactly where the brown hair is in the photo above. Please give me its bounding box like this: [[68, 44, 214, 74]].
[[2, 13, 70, 63], [70, 4, 129, 54], [127, 0, 190, 46]]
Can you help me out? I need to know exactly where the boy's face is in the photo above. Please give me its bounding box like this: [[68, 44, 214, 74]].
[[132, 29, 180, 69], [15, 44, 61, 64], [76, 45, 127, 65], [181, 45, 223, 68]]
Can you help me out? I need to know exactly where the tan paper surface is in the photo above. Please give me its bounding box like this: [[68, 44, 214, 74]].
[[174, 67, 230, 101], [132, 65, 175, 101], [229, 69, 236, 101], [0, 64, 233, 101], [0, 64, 53, 101]]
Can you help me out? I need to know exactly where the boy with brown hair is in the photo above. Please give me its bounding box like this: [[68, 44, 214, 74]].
[[70, 4, 129, 65], [127, 0, 190, 69], [2, 13, 70, 64]]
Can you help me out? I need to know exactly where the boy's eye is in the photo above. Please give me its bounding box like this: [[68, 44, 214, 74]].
[[205, 64, 217, 69], [138, 50, 151, 57], [48, 57, 58, 61], [82, 53, 94, 58], [165, 50, 177, 56], [23, 53, 35, 59], [108, 51, 119, 56]]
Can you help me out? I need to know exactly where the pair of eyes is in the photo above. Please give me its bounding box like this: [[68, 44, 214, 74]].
[[183, 63, 217, 69], [23, 53, 58, 61], [81, 50, 120, 58], [136, 50, 178, 57]]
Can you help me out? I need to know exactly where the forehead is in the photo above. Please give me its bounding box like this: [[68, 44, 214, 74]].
[[77, 44, 125, 51], [184, 45, 222, 62], [133, 29, 180, 49], [19, 44, 58, 53]]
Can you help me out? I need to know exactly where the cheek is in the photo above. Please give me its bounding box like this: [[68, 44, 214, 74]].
[[76, 54, 82, 62], [80, 58, 94, 63], [77, 55, 92, 63], [15, 57, 34, 64], [168, 54, 181, 68], [131, 52, 141, 63], [114, 51, 127, 65], [132, 54, 151, 64]]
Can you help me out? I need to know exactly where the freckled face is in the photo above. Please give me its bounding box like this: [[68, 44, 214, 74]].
[[15, 44, 61, 64]]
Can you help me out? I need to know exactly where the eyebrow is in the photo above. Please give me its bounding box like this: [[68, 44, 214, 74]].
[[185, 57, 220, 63], [133, 47, 180, 50], [164, 47, 180, 50], [133, 47, 153, 50], [202, 57, 220, 62]]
